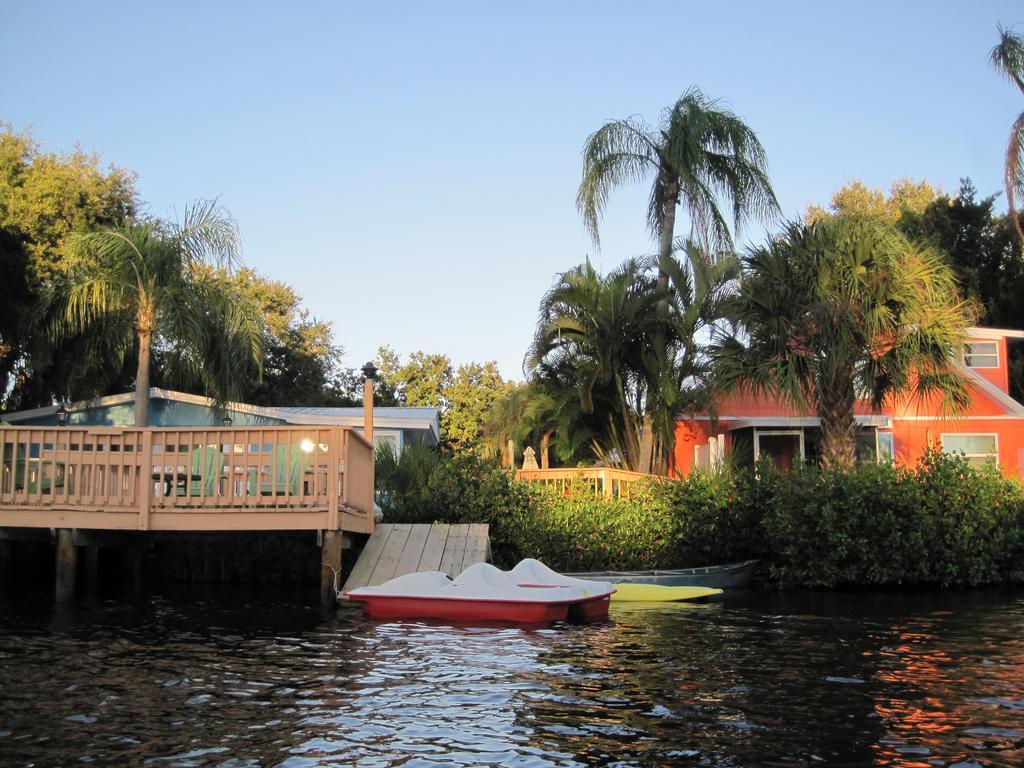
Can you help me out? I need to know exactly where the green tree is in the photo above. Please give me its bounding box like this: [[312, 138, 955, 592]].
[[899, 179, 1024, 399], [0, 127, 138, 408], [715, 216, 974, 468], [527, 245, 737, 473], [223, 268, 344, 406], [373, 347, 514, 453], [990, 25, 1024, 250], [56, 200, 265, 425], [806, 178, 939, 224], [444, 361, 516, 452], [576, 87, 779, 470]]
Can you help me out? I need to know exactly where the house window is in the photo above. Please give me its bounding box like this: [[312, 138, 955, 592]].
[[941, 434, 998, 468], [963, 341, 999, 368], [877, 432, 894, 462], [754, 430, 805, 471]]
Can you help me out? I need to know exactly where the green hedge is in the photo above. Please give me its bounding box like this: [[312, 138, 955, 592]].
[[377, 449, 1024, 588]]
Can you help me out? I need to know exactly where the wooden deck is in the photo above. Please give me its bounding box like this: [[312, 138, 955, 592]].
[[0, 424, 375, 533], [341, 523, 490, 593]]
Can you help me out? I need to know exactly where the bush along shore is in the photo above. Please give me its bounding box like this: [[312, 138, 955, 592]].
[[377, 449, 1024, 589]]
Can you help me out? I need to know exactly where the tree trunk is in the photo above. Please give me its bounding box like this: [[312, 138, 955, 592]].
[[818, 378, 857, 469], [135, 323, 153, 427], [638, 414, 655, 474], [657, 177, 679, 293], [540, 429, 553, 470]]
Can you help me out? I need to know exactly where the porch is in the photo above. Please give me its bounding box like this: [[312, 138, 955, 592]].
[[0, 424, 375, 534]]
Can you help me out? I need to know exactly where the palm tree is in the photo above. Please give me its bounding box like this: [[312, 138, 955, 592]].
[[991, 26, 1024, 250], [526, 246, 736, 473], [714, 216, 974, 468], [576, 88, 778, 470], [57, 200, 265, 426], [577, 87, 779, 262], [527, 259, 657, 471]]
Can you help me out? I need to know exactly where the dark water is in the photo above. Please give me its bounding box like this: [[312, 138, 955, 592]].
[[1, 588, 1022, 767]]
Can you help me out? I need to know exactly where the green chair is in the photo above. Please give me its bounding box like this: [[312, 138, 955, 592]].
[[250, 444, 310, 496], [176, 445, 224, 497]]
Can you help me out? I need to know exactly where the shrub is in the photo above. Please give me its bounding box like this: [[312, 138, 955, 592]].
[[377, 448, 1024, 588]]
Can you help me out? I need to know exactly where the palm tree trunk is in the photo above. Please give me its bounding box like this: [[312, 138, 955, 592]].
[[540, 429, 553, 469], [641, 177, 679, 475], [638, 414, 655, 474], [134, 323, 153, 427], [817, 377, 857, 469]]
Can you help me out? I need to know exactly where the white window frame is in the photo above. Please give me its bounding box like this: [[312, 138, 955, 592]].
[[963, 341, 999, 369], [940, 432, 999, 467], [753, 429, 805, 461]]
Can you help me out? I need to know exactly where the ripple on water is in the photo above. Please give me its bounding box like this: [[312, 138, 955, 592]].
[[0, 589, 1023, 766]]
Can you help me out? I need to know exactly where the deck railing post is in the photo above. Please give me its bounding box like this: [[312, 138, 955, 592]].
[[138, 429, 153, 530], [327, 427, 341, 531]]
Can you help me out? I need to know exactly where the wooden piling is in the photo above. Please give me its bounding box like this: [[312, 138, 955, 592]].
[[55, 528, 77, 605], [83, 546, 99, 599], [321, 530, 343, 606]]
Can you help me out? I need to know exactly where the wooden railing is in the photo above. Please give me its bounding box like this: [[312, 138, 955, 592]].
[[515, 467, 660, 498], [0, 425, 375, 533]]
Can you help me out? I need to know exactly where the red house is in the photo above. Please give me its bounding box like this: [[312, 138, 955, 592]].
[[673, 327, 1024, 477]]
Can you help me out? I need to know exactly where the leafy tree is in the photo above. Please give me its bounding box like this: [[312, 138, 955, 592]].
[[0, 127, 138, 408], [715, 216, 974, 468], [55, 200, 265, 425], [576, 88, 778, 470], [221, 268, 344, 406], [444, 361, 517, 453], [899, 179, 1024, 398], [990, 25, 1024, 250], [373, 347, 514, 453], [806, 178, 939, 224]]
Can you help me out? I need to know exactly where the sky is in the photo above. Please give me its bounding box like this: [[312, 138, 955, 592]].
[[2, 1, 1022, 381]]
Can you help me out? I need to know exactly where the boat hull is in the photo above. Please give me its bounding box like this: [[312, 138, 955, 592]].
[[566, 559, 758, 589], [610, 584, 723, 602], [568, 594, 611, 622], [349, 594, 570, 625]]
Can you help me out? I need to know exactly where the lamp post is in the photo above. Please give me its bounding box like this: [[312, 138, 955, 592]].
[[361, 361, 377, 444], [56, 404, 69, 427]]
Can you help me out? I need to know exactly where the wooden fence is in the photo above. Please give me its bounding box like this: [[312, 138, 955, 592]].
[[514, 467, 660, 498], [0, 425, 374, 533]]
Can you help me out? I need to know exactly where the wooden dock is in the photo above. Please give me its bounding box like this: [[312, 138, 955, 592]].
[[341, 522, 490, 593]]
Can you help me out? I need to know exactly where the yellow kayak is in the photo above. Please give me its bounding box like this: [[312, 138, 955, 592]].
[[610, 583, 723, 602]]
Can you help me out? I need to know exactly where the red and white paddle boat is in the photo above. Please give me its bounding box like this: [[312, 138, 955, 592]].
[[346, 561, 615, 626]]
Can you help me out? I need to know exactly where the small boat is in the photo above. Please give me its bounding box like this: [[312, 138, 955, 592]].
[[346, 562, 614, 626], [506, 559, 615, 621], [565, 559, 758, 590], [610, 583, 722, 602]]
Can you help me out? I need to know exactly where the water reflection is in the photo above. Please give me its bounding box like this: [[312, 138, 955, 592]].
[[0, 588, 1022, 766]]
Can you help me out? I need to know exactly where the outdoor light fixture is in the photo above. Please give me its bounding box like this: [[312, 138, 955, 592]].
[[56, 404, 69, 426], [300, 438, 315, 453], [222, 415, 233, 427], [361, 361, 378, 380]]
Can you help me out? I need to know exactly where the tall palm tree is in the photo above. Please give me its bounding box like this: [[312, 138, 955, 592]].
[[576, 88, 778, 470], [57, 200, 265, 426], [714, 216, 974, 468], [577, 87, 779, 261], [991, 26, 1024, 250]]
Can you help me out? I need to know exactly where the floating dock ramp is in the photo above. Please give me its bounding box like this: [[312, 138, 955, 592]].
[[341, 522, 490, 593]]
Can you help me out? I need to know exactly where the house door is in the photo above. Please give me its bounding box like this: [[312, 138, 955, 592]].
[[755, 430, 804, 471]]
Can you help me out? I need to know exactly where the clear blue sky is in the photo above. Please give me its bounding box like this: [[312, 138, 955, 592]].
[[2, 1, 1022, 380]]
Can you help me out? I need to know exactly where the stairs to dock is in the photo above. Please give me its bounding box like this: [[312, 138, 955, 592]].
[[341, 523, 490, 593]]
